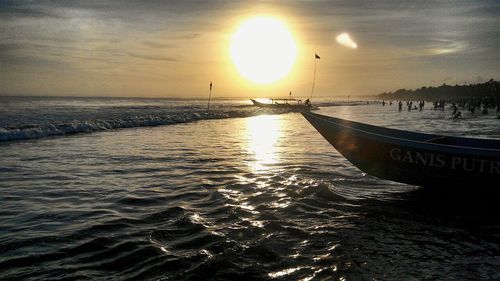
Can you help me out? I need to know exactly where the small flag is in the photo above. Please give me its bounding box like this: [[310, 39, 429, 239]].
[[315, 53, 320, 59], [210, 81, 212, 90], [289, 91, 292, 96]]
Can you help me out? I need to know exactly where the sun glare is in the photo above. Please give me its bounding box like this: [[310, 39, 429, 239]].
[[246, 115, 281, 171], [336, 33, 358, 49], [230, 16, 297, 84]]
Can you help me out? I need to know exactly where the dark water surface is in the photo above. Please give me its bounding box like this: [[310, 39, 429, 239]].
[[1, 102, 500, 280]]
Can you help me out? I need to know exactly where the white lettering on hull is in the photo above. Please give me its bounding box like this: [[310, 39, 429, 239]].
[[388, 148, 499, 174]]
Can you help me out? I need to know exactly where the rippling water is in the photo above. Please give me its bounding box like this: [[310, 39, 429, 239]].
[[1, 98, 500, 280]]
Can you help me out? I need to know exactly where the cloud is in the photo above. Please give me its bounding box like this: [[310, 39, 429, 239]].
[[128, 52, 177, 62], [171, 33, 202, 40], [0, 43, 24, 54], [426, 39, 466, 55], [143, 41, 173, 49], [336, 33, 358, 49], [0, 0, 498, 97], [0, 2, 60, 19]]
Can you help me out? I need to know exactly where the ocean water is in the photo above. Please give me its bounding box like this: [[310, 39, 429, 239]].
[[1, 96, 500, 280]]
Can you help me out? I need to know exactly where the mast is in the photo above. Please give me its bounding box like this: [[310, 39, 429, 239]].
[[310, 53, 320, 100]]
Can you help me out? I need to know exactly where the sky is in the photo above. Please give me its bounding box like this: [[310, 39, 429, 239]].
[[0, 0, 498, 98]]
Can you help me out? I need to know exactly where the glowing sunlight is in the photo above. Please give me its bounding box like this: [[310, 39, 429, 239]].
[[245, 115, 281, 171], [230, 16, 297, 84]]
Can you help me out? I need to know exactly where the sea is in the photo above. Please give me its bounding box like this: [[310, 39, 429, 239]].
[[1, 96, 499, 280]]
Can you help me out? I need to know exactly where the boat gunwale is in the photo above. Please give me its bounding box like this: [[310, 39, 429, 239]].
[[303, 112, 500, 154], [251, 99, 313, 110]]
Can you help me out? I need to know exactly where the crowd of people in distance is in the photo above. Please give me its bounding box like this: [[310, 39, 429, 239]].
[[383, 100, 425, 112], [380, 97, 500, 119]]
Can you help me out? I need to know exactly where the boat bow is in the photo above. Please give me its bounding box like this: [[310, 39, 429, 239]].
[[302, 112, 500, 188]]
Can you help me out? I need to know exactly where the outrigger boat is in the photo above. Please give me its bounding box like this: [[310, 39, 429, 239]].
[[251, 98, 313, 111], [302, 112, 500, 188]]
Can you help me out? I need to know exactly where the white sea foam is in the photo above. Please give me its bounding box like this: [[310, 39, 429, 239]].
[[0, 105, 292, 142], [0, 97, 380, 142]]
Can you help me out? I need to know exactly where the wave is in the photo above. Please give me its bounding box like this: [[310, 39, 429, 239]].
[[0, 108, 292, 142]]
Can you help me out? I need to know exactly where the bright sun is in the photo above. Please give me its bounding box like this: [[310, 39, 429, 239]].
[[230, 16, 297, 84]]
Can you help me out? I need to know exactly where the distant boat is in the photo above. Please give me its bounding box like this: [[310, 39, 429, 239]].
[[250, 98, 314, 111], [302, 112, 500, 188]]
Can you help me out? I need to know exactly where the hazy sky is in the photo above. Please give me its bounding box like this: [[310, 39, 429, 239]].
[[1, 0, 498, 97]]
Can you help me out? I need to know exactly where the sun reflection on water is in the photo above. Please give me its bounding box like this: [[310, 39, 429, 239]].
[[217, 115, 286, 230], [245, 114, 282, 171]]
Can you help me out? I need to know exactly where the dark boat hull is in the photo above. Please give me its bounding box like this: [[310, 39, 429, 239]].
[[302, 112, 500, 188]]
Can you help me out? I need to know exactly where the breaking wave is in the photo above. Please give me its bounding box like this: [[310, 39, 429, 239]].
[[0, 108, 294, 142], [0, 96, 381, 143]]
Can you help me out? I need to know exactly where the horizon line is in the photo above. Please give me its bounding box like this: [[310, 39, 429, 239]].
[[0, 94, 378, 100]]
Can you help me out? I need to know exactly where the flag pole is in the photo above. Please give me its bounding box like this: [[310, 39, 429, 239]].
[[310, 53, 319, 100], [207, 81, 212, 111]]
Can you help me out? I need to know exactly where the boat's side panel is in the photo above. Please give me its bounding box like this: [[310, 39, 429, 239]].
[[250, 99, 312, 111], [302, 112, 500, 188], [250, 99, 271, 107], [306, 112, 500, 149]]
